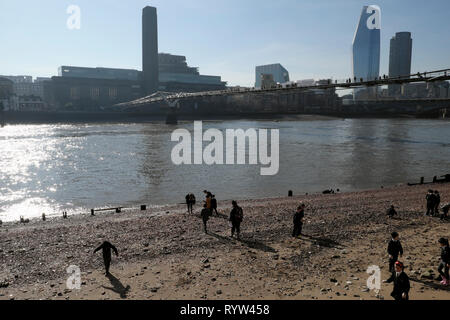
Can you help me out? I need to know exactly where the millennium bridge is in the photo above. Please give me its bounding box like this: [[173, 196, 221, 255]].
[[111, 68, 450, 119]]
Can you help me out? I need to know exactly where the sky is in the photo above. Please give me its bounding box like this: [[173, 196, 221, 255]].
[[0, 0, 449, 87]]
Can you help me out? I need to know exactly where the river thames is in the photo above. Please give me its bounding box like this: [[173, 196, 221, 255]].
[[1, 118, 449, 221]]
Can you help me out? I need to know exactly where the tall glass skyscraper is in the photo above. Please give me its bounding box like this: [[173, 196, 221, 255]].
[[352, 5, 381, 82], [388, 32, 413, 96]]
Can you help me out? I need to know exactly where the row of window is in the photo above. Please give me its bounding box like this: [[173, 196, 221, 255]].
[[70, 87, 118, 100]]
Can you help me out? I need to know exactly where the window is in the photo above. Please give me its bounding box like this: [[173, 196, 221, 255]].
[[70, 87, 80, 100], [90, 87, 100, 100], [109, 88, 117, 99]]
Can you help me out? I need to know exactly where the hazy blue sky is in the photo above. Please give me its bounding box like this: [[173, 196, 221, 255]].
[[0, 0, 449, 86]]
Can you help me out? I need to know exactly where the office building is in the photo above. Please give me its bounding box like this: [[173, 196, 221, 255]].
[[388, 32, 413, 96], [255, 64, 289, 88], [352, 5, 381, 83]]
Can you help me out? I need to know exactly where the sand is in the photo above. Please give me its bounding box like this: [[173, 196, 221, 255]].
[[0, 183, 449, 300]]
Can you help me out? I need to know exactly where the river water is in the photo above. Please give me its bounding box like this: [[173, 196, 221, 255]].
[[1, 118, 449, 222]]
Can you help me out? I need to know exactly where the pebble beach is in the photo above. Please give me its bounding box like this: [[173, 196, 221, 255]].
[[0, 183, 449, 300]]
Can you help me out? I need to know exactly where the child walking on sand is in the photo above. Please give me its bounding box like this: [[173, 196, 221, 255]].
[[387, 232, 403, 273], [437, 238, 450, 286]]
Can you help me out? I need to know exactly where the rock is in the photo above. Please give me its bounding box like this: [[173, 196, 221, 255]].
[[330, 278, 338, 283], [362, 288, 369, 292], [421, 271, 434, 280], [150, 287, 159, 293], [216, 290, 222, 295], [202, 258, 210, 264]]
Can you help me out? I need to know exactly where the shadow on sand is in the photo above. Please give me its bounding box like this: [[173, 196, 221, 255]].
[[410, 277, 450, 292], [300, 234, 344, 249], [208, 232, 277, 253], [102, 273, 131, 299]]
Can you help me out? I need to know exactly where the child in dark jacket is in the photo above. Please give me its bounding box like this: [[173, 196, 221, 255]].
[[388, 232, 403, 273], [386, 261, 410, 301], [437, 238, 450, 286]]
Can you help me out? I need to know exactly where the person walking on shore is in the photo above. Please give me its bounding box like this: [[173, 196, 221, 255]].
[[441, 203, 450, 221], [387, 232, 403, 273], [386, 205, 397, 219], [201, 203, 211, 234], [185, 193, 196, 214], [185, 194, 191, 213], [436, 238, 450, 286], [426, 190, 436, 216], [386, 261, 410, 301], [211, 195, 219, 216], [292, 204, 305, 238], [434, 191, 441, 216], [94, 241, 119, 276], [229, 200, 243, 239]]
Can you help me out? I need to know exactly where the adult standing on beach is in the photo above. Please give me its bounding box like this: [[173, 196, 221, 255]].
[[426, 190, 436, 216], [94, 241, 119, 276], [387, 232, 403, 273], [185, 194, 191, 213], [229, 200, 243, 239], [201, 204, 210, 234], [292, 204, 305, 238], [441, 203, 450, 221], [211, 195, 219, 216], [434, 191, 441, 216], [204, 190, 212, 212], [185, 193, 196, 214], [436, 238, 450, 286], [386, 261, 410, 301]]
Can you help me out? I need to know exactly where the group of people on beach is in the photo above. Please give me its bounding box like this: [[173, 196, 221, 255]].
[[384, 231, 450, 300], [85, 186, 449, 301], [425, 189, 447, 219], [187, 190, 243, 239]]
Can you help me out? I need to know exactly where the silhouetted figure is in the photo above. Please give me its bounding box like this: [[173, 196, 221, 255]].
[[426, 190, 436, 216], [200, 204, 210, 234], [437, 238, 450, 286], [387, 232, 403, 273], [434, 191, 441, 216], [386, 205, 397, 219], [386, 261, 410, 301], [185, 194, 195, 214], [94, 241, 119, 276], [292, 204, 305, 238], [42, 213, 46, 221], [229, 200, 243, 239], [211, 195, 219, 216], [63, 211, 68, 219], [20, 216, 29, 224], [441, 203, 450, 221]]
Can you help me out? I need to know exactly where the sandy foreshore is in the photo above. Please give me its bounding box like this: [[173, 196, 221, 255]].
[[0, 183, 449, 300]]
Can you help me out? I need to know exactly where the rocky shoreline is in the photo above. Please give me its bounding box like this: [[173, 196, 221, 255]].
[[0, 183, 449, 300]]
